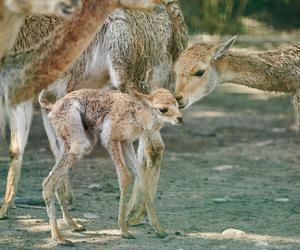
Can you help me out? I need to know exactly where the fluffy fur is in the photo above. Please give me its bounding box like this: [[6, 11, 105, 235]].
[[42, 88, 182, 245]]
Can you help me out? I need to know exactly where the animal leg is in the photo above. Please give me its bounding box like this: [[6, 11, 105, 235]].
[[292, 90, 300, 131], [127, 131, 164, 225], [55, 176, 85, 231], [43, 153, 75, 246], [44, 106, 90, 245], [107, 140, 133, 239], [122, 141, 167, 238], [41, 108, 74, 207], [0, 101, 33, 219]]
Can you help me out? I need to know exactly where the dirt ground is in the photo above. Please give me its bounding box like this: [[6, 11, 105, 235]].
[[1, 84, 300, 250]]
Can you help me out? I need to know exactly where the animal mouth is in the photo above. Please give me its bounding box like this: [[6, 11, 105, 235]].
[[179, 101, 188, 109]]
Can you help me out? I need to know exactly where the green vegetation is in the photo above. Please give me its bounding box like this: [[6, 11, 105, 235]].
[[179, 0, 300, 34]]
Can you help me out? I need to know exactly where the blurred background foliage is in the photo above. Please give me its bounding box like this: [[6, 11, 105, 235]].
[[179, 0, 300, 34]]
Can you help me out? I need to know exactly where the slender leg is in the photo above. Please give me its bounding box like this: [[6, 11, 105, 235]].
[[41, 108, 74, 207], [127, 131, 165, 225], [292, 89, 300, 131], [122, 141, 167, 238], [43, 106, 91, 245], [43, 153, 75, 246], [107, 140, 133, 239], [0, 101, 33, 219], [55, 176, 85, 231]]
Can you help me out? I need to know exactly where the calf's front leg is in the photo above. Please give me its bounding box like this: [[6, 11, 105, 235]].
[[122, 141, 167, 238], [127, 131, 165, 225]]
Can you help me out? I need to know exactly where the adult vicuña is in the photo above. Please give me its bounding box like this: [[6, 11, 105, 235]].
[[42, 88, 183, 245], [0, 0, 187, 221], [0, 0, 81, 59], [40, 0, 187, 225], [0, 0, 163, 219], [175, 37, 300, 128]]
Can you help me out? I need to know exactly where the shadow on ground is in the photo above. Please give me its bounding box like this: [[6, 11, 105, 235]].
[[1, 84, 300, 249]]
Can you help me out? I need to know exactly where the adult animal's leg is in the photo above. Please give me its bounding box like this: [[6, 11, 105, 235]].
[[292, 89, 300, 131], [0, 101, 33, 219]]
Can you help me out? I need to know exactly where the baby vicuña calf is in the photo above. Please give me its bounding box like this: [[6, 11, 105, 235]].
[[42, 88, 182, 246]]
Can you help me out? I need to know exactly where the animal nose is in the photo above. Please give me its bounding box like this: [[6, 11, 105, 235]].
[[177, 116, 183, 124], [175, 95, 187, 109]]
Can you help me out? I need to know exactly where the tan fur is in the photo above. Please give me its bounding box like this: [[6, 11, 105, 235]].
[[42, 88, 182, 245], [0, 0, 163, 219], [175, 38, 300, 118], [0, 0, 81, 59], [2, 0, 187, 224]]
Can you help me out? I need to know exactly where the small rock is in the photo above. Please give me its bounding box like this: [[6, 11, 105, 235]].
[[213, 198, 228, 203], [83, 213, 99, 219], [214, 165, 236, 171], [271, 128, 287, 133], [221, 228, 246, 237], [252, 140, 274, 148], [274, 198, 289, 203], [88, 184, 101, 189]]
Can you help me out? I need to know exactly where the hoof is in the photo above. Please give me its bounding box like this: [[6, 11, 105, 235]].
[[51, 238, 74, 247], [156, 230, 168, 238], [73, 225, 86, 232], [121, 232, 135, 239], [0, 212, 9, 220], [0, 215, 9, 220]]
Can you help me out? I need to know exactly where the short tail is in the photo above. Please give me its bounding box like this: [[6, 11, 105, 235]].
[[39, 90, 57, 110]]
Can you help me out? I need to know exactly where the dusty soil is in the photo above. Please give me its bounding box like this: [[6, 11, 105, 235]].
[[1, 84, 300, 249]]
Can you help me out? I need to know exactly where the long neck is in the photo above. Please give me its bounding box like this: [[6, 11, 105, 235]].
[[0, 11, 24, 58], [165, 1, 188, 62], [216, 47, 300, 93], [4, 0, 120, 105]]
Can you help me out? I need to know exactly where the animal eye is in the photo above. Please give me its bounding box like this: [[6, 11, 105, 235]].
[[159, 108, 168, 113], [194, 70, 205, 77]]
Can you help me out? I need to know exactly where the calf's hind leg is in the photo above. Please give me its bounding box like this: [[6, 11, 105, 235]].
[[41, 108, 74, 207], [43, 153, 75, 246], [43, 107, 92, 245], [56, 176, 86, 231]]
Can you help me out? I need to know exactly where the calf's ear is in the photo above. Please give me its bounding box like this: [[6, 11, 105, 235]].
[[133, 91, 153, 104], [214, 36, 237, 60]]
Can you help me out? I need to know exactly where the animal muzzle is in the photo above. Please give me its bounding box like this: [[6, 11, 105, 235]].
[[175, 95, 188, 109], [175, 115, 183, 125]]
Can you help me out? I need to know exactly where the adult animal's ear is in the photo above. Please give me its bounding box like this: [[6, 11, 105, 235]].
[[214, 36, 237, 60]]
